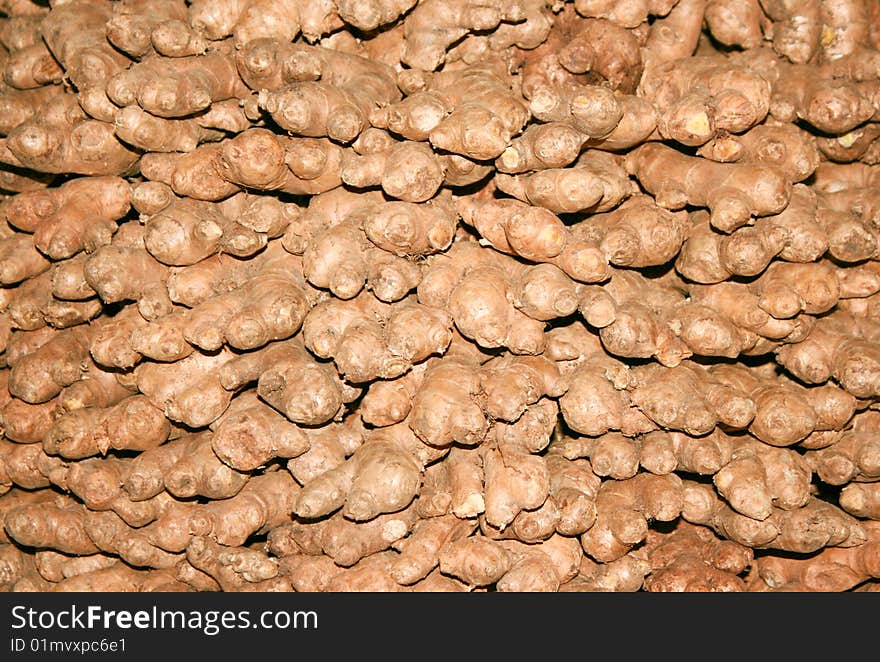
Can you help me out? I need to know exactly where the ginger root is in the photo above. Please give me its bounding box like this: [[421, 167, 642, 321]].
[[3, 0, 880, 595]]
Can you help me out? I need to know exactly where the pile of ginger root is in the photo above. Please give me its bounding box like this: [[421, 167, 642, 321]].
[[3, 0, 880, 593]]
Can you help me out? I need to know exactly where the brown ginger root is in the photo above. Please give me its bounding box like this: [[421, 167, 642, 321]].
[[625, 142, 792, 233], [643, 520, 753, 592], [750, 523, 880, 592], [4, 0, 880, 597]]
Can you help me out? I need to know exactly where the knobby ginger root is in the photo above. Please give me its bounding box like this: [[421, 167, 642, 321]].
[[4, 0, 880, 594], [639, 55, 771, 147], [626, 142, 792, 233], [643, 520, 753, 592]]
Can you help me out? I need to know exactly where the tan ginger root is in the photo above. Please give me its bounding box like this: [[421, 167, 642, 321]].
[[220, 339, 352, 426], [572, 194, 690, 269], [417, 241, 548, 354], [38, 1, 131, 123], [406, 356, 488, 449], [581, 472, 684, 563], [806, 429, 880, 486], [62, 461, 177, 528], [494, 120, 588, 174], [702, 363, 854, 447], [390, 515, 477, 585], [231, 0, 404, 48], [440, 446, 485, 519], [553, 431, 639, 483], [212, 398, 310, 472], [775, 310, 880, 398], [48, 564, 190, 593], [0, 543, 49, 593], [625, 142, 792, 233], [643, 520, 754, 592], [138, 471, 300, 553], [437, 534, 514, 587], [135, 347, 236, 428], [546, 15, 645, 94], [696, 123, 820, 184], [542, 453, 600, 537], [361, 196, 457, 258], [577, 268, 693, 366], [675, 189, 825, 285], [81, 224, 172, 322], [752, 552, 876, 592], [2, 106, 140, 177], [358, 363, 430, 429], [809, 162, 880, 229], [4, 498, 101, 556], [480, 431, 551, 531], [113, 105, 225, 154], [293, 423, 432, 522], [750, 523, 880, 592], [638, 430, 732, 477], [237, 37, 397, 100], [107, 51, 249, 119], [2, 273, 54, 332], [523, 78, 622, 136], [104, 0, 190, 60], [455, 196, 611, 284], [0, 394, 57, 445], [747, 260, 841, 320], [141, 196, 267, 266], [0, 84, 62, 137], [341, 140, 445, 203], [557, 353, 637, 438], [682, 482, 866, 554], [33, 550, 118, 584], [638, 55, 772, 147], [840, 483, 880, 520], [704, 0, 766, 50], [479, 354, 566, 423], [302, 294, 451, 384], [132, 246, 309, 357], [317, 504, 419, 568], [572, 0, 680, 30], [3, 268, 103, 332], [494, 150, 635, 215], [493, 535, 583, 591], [759, 0, 821, 65], [735, 48, 877, 136], [255, 46, 400, 145], [5, 175, 131, 260], [300, 215, 422, 302], [0, 232, 50, 286], [677, 218, 785, 282], [0, 440, 68, 492], [517, 33, 658, 145], [2, 40, 63, 91], [44, 393, 171, 460], [245, 424, 350, 494], [185, 537, 279, 592], [561, 551, 651, 592], [712, 437, 812, 519], [668, 279, 813, 359], [144, 132, 345, 201], [399, 0, 527, 72], [50, 253, 98, 302], [373, 64, 529, 161], [7, 325, 92, 404], [159, 431, 250, 500]]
